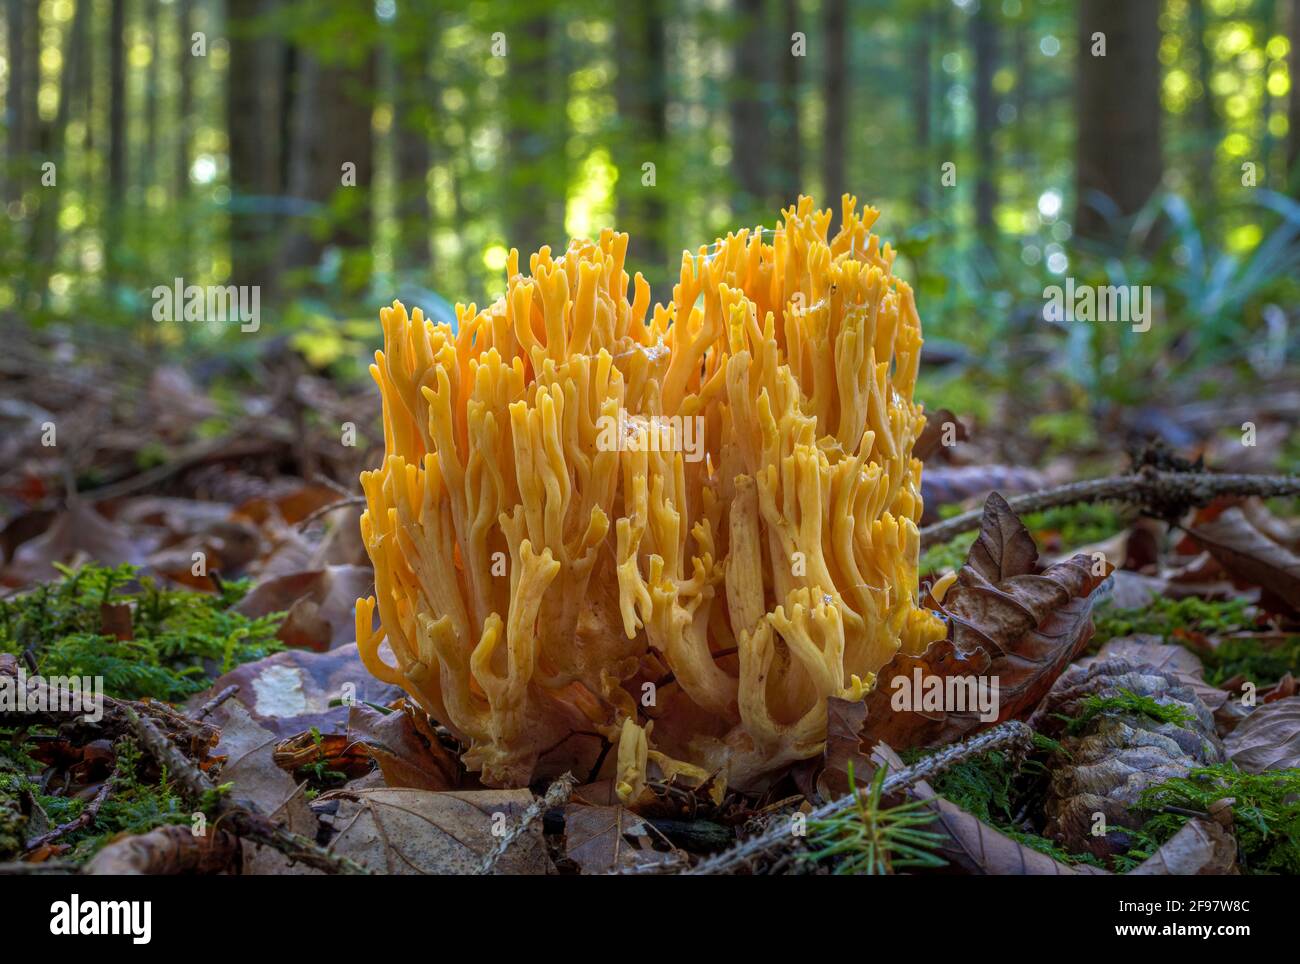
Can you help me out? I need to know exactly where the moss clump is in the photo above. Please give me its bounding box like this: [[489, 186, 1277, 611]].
[[1117, 764, 1300, 875], [1061, 688, 1197, 735], [0, 563, 284, 701]]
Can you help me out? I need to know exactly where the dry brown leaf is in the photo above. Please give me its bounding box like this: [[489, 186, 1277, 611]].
[[864, 493, 1110, 749], [317, 787, 550, 874], [1190, 506, 1300, 613], [235, 565, 374, 650], [562, 804, 674, 874], [346, 701, 461, 791], [1127, 818, 1238, 875], [1223, 696, 1300, 773], [192, 643, 404, 739], [2, 499, 145, 586]]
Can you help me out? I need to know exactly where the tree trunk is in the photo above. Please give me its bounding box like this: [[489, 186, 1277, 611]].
[[772, 0, 801, 211], [393, 5, 434, 275], [615, 0, 669, 277], [1288, 0, 1300, 189], [822, 0, 848, 220], [107, 0, 127, 279], [971, 1, 997, 236], [229, 0, 285, 292], [730, 0, 767, 215], [280, 47, 376, 295], [4, 0, 27, 202], [144, 0, 160, 191], [27, 0, 89, 305], [912, 9, 932, 213], [505, 11, 565, 262], [1075, 0, 1163, 239]]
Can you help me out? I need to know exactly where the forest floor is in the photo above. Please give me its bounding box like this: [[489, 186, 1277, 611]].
[[1, 327, 1298, 876]]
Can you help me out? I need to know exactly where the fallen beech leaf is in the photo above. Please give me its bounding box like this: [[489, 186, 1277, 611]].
[[99, 602, 134, 641], [347, 701, 460, 791], [235, 565, 375, 649], [191, 643, 404, 738], [3, 499, 145, 587], [317, 787, 550, 874], [816, 696, 873, 800], [1223, 696, 1300, 773], [1190, 506, 1300, 613], [1127, 818, 1237, 875], [563, 804, 673, 874], [864, 493, 1110, 749]]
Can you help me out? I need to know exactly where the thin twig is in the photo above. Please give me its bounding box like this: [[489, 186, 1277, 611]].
[[682, 721, 1035, 875], [24, 775, 116, 852], [194, 684, 240, 721], [919, 469, 1300, 549], [478, 773, 577, 875], [296, 495, 366, 529]]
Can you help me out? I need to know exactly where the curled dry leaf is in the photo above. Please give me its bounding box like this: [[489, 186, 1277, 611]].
[[1223, 695, 1300, 773], [316, 787, 551, 875], [863, 493, 1111, 750], [1127, 818, 1238, 876], [1189, 505, 1300, 613], [346, 701, 461, 791], [2, 499, 145, 587]]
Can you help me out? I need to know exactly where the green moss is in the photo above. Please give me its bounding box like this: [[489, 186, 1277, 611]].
[[1094, 596, 1255, 646], [1061, 688, 1197, 735], [0, 563, 284, 701], [1116, 764, 1300, 875]]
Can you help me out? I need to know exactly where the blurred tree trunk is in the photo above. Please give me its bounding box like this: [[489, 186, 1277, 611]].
[[393, 5, 435, 275], [176, 0, 194, 284], [229, 0, 285, 292], [505, 9, 566, 261], [107, 0, 127, 279], [280, 46, 376, 295], [772, 0, 800, 210], [4, 0, 27, 202], [143, 0, 161, 192], [1075, 0, 1163, 238], [27, 0, 88, 306], [912, 8, 932, 213], [615, 0, 668, 275], [730, 0, 766, 214], [1288, 0, 1300, 189], [1190, 0, 1219, 155], [971, 0, 997, 236], [822, 0, 847, 219]]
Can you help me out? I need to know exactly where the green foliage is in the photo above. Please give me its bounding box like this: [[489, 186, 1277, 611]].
[[1116, 764, 1300, 875], [0, 564, 284, 701], [1021, 503, 1125, 546], [1094, 595, 1255, 646], [1061, 688, 1196, 735], [1200, 636, 1300, 688], [804, 764, 947, 875], [919, 531, 977, 576]]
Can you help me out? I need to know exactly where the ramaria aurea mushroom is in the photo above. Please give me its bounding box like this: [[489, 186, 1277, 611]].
[[355, 195, 947, 796]]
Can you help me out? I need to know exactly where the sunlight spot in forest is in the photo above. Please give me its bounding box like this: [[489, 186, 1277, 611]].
[[1227, 223, 1262, 253], [483, 245, 509, 273], [1039, 35, 1060, 57], [192, 155, 218, 184], [1036, 190, 1062, 220], [566, 148, 616, 241], [1266, 71, 1289, 97], [1266, 36, 1289, 59]]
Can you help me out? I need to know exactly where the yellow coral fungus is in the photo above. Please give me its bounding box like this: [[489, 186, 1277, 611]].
[[356, 195, 947, 792]]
